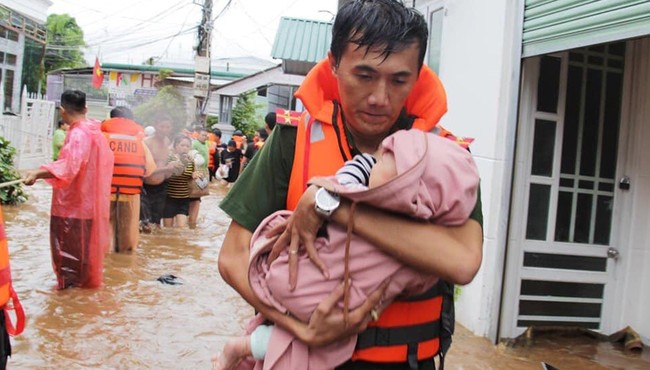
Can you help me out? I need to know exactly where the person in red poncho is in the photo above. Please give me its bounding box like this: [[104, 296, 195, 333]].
[[24, 90, 114, 289]]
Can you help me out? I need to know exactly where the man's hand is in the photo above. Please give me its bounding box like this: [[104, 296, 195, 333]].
[[167, 160, 185, 176], [22, 168, 55, 186], [267, 185, 329, 290], [23, 171, 38, 186], [295, 279, 389, 347]]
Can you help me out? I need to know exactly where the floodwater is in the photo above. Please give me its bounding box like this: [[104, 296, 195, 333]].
[[2, 181, 649, 369], [4, 181, 251, 369]]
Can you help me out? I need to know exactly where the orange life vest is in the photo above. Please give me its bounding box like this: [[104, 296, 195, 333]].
[[0, 205, 25, 336], [208, 139, 217, 170], [101, 117, 147, 195]]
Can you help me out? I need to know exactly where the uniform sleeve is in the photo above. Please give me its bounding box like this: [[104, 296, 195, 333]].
[[220, 124, 297, 232], [468, 183, 483, 228]]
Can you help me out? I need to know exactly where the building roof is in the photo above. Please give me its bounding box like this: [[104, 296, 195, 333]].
[[48, 63, 248, 80], [214, 65, 304, 96], [271, 17, 332, 64]]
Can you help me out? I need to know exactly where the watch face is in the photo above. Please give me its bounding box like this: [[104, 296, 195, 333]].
[[316, 188, 340, 212]]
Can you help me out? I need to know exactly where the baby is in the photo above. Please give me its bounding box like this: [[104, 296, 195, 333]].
[[213, 129, 479, 370]]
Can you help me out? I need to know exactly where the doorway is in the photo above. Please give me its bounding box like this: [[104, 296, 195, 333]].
[[500, 42, 630, 338]]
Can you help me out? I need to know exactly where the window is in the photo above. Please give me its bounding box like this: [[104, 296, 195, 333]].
[[4, 69, 14, 111], [7, 29, 18, 42], [0, 26, 19, 42], [427, 6, 445, 74], [6, 54, 16, 66]]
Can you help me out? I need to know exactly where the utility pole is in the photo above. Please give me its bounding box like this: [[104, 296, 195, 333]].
[[193, 0, 213, 125]]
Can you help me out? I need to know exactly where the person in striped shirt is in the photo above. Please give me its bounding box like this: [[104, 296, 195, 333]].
[[162, 134, 194, 228]]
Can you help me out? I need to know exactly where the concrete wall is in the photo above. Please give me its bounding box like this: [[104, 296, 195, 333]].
[[615, 37, 650, 344], [415, 0, 523, 340]]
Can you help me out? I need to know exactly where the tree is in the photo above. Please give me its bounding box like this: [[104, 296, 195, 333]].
[[44, 14, 87, 73], [231, 90, 262, 138], [133, 85, 188, 132], [0, 138, 27, 205]]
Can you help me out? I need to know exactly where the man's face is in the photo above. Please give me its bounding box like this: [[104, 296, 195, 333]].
[[154, 120, 172, 138], [328, 42, 420, 140], [198, 131, 208, 143]]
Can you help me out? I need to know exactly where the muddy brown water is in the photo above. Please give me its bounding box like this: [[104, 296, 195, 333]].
[[2, 181, 649, 369]]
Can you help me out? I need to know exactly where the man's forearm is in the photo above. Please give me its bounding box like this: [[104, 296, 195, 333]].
[[331, 199, 483, 285]]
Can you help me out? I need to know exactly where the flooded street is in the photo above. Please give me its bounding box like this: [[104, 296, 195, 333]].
[[2, 181, 648, 369], [4, 181, 252, 369]]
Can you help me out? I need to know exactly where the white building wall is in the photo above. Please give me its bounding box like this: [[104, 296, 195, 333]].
[[0, 0, 52, 23], [615, 37, 650, 344], [415, 0, 523, 340]]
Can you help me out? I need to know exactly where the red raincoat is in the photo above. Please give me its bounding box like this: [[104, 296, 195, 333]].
[[41, 118, 114, 289]]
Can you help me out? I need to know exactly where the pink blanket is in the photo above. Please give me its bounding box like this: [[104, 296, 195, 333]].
[[246, 130, 479, 369]]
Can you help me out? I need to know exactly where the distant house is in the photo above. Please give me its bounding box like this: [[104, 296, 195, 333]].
[[45, 58, 271, 122], [213, 17, 332, 126], [0, 0, 50, 113]]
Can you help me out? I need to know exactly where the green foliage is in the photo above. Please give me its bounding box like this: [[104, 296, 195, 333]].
[[0, 138, 27, 205], [206, 115, 219, 128], [158, 69, 174, 80], [231, 90, 263, 138], [44, 14, 87, 73], [133, 85, 188, 132]]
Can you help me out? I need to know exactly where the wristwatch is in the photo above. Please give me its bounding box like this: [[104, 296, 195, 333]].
[[314, 187, 340, 218]]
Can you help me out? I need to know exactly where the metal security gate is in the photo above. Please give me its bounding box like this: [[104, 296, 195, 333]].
[[501, 42, 628, 337], [0, 90, 56, 170], [522, 0, 650, 57]]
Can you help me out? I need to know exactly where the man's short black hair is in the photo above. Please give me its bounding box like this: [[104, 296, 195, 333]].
[[330, 0, 428, 71], [60, 90, 86, 114], [264, 112, 276, 131], [110, 106, 134, 119], [256, 128, 268, 141], [212, 128, 222, 137]]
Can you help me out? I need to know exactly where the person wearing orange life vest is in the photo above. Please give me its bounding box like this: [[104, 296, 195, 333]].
[[207, 128, 221, 181], [218, 1, 483, 369], [0, 205, 26, 369], [101, 106, 156, 253]]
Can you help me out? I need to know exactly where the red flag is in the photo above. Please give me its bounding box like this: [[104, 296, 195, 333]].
[[444, 133, 475, 149], [275, 108, 301, 126], [92, 57, 104, 89]]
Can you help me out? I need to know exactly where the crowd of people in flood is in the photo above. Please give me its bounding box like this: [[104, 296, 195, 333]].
[[22, 89, 275, 292]]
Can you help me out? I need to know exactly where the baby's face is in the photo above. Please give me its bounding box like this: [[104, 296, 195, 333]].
[[369, 148, 397, 188]]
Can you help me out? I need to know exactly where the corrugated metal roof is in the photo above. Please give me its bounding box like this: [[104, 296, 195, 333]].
[[271, 17, 332, 63]]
